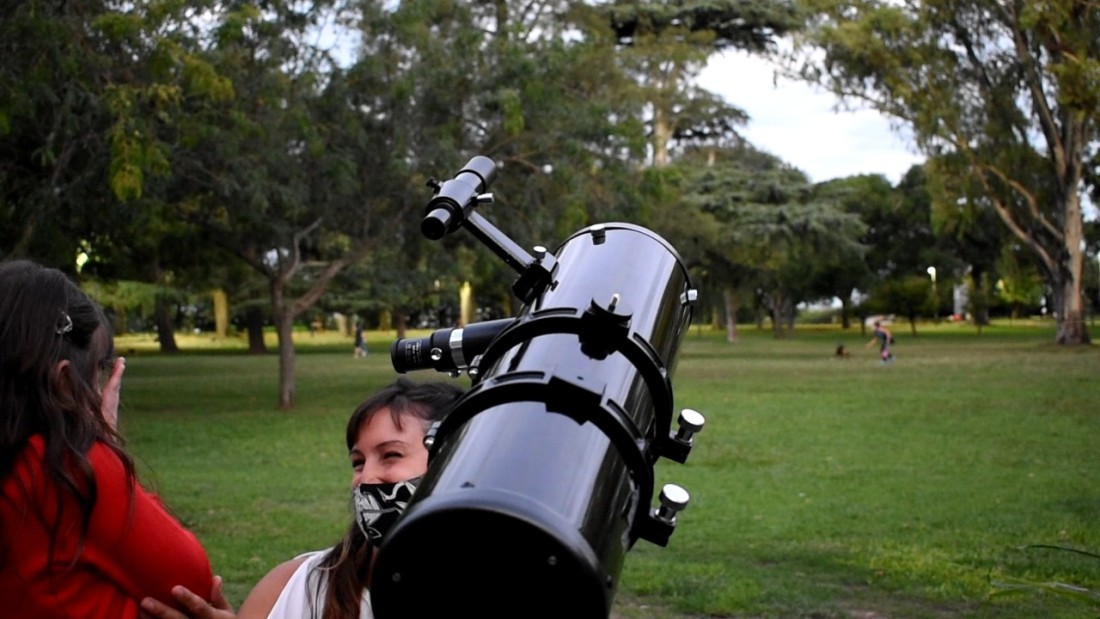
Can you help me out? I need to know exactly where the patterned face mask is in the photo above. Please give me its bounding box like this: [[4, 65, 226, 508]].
[[353, 477, 422, 544]]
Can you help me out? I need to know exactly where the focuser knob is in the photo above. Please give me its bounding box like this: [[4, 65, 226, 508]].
[[655, 484, 690, 524], [674, 408, 706, 443]]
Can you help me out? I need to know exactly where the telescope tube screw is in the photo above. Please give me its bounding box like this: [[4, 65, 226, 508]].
[[656, 484, 690, 524], [424, 420, 442, 450], [674, 408, 706, 443], [681, 288, 699, 306], [533, 245, 547, 260]]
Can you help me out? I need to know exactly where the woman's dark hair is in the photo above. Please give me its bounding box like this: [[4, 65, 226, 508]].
[[316, 378, 464, 619], [0, 259, 128, 567]]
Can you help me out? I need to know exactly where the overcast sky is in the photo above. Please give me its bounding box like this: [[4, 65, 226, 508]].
[[697, 50, 924, 185]]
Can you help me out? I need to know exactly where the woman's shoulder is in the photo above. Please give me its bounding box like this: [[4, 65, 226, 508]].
[[237, 550, 327, 619], [10, 436, 121, 487]]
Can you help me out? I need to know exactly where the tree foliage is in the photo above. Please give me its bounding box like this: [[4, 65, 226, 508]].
[[678, 146, 864, 337]]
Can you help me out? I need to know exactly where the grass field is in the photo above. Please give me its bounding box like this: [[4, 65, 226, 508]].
[[116, 320, 1100, 618]]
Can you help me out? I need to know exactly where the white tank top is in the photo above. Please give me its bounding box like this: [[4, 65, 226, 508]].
[[267, 549, 373, 619]]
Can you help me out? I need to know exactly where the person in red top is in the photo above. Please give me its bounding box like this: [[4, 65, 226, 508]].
[[0, 259, 217, 618]]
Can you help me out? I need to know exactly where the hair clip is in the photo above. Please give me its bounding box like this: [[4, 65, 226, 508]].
[[56, 311, 73, 336]]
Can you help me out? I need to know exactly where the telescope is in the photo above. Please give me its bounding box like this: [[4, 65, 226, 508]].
[[373, 156, 705, 617]]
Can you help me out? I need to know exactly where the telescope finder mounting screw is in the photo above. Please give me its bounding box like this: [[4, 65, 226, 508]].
[[681, 288, 699, 306], [589, 224, 606, 244], [476, 193, 494, 205], [674, 408, 706, 443], [426, 178, 442, 191], [533, 245, 547, 260], [656, 484, 690, 524], [608, 293, 621, 312]]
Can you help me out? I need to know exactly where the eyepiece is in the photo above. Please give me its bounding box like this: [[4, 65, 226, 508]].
[[390, 319, 513, 374]]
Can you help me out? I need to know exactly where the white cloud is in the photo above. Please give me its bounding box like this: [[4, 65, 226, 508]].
[[697, 51, 923, 185]]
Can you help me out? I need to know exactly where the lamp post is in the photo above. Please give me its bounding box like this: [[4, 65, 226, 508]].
[[927, 266, 938, 322]]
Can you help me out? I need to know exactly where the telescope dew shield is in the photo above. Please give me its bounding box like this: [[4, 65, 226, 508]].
[[372, 223, 694, 618]]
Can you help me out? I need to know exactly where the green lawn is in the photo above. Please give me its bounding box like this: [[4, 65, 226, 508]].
[[116, 320, 1100, 618]]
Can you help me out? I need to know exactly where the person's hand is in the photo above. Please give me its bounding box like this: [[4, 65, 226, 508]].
[[101, 356, 125, 430], [139, 576, 236, 619]]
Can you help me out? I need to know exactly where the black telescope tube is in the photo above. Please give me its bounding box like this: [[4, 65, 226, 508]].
[[421, 156, 497, 240], [372, 223, 694, 618]]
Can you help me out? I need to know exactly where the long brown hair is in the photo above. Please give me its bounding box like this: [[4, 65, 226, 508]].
[[0, 259, 130, 568], [315, 378, 463, 619]]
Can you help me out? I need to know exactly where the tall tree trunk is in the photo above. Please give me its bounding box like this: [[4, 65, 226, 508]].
[[245, 305, 267, 354], [115, 307, 128, 335], [269, 277, 297, 410], [213, 288, 230, 338], [1055, 273, 1090, 345], [1056, 192, 1090, 344], [969, 268, 989, 326], [275, 306, 296, 410], [840, 296, 851, 329], [770, 291, 786, 339], [154, 295, 180, 353], [722, 287, 738, 343], [460, 281, 474, 327], [395, 310, 408, 339], [653, 106, 672, 167]]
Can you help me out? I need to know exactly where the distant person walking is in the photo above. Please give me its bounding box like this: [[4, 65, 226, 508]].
[[866, 320, 894, 364], [354, 323, 368, 358]]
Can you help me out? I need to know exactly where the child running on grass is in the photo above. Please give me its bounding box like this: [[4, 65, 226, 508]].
[[866, 320, 895, 364]]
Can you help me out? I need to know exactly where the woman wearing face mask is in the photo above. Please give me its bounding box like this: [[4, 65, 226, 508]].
[[142, 378, 464, 619], [0, 260, 215, 618]]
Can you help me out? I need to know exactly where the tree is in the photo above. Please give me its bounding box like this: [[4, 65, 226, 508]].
[[349, 0, 658, 333], [811, 174, 894, 329], [0, 0, 227, 268], [926, 156, 1010, 325], [590, 0, 800, 166], [792, 0, 1097, 344], [679, 146, 864, 338], [165, 2, 395, 408], [867, 275, 932, 336]]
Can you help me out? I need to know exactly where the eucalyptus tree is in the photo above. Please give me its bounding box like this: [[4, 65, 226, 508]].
[[792, 0, 1098, 344]]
